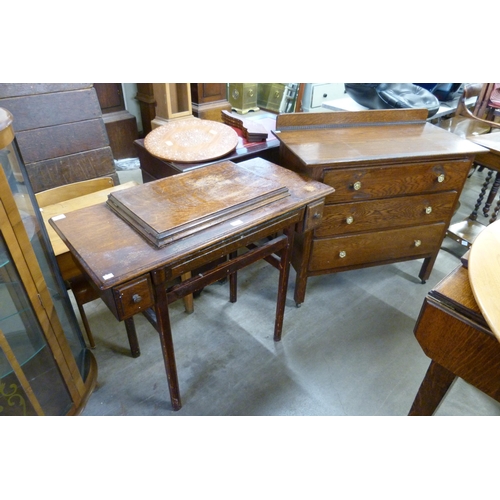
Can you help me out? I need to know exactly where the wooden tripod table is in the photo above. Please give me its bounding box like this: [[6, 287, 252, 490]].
[[49, 158, 333, 410]]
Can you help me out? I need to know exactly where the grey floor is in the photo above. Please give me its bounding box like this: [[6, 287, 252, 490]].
[[78, 162, 500, 416]]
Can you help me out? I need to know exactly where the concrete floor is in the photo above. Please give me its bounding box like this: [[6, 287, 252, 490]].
[[78, 162, 500, 416]]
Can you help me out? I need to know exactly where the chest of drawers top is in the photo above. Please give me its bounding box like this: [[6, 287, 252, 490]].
[[274, 109, 487, 170]]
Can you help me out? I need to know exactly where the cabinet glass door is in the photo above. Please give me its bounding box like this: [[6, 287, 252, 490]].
[[0, 106, 96, 416], [0, 232, 72, 415]]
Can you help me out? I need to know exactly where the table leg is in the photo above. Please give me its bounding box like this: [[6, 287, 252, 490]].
[[151, 269, 182, 411], [180, 272, 194, 314], [229, 251, 237, 303], [408, 360, 457, 416], [469, 169, 493, 221], [124, 318, 140, 358], [273, 225, 294, 342], [489, 195, 500, 224], [482, 171, 500, 217], [293, 231, 313, 307]]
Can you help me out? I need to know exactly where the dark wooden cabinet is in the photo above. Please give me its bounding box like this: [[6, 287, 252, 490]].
[[135, 83, 156, 136], [94, 83, 139, 160], [190, 83, 231, 121], [274, 109, 487, 305]]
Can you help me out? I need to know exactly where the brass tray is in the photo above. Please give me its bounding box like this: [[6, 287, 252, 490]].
[[144, 118, 239, 163]]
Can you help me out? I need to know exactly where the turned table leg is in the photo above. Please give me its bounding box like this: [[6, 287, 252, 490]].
[[482, 171, 500, 217], [469, 169, 493, 221]]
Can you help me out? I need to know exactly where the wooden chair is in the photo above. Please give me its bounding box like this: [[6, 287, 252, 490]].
[[472, 83, 500, 123], [439, 83, 499, 138], [35, 177, 115, 207], [36, 177, 142, 357], [36, 176, 194, 357], [440, 84, 500, 219]]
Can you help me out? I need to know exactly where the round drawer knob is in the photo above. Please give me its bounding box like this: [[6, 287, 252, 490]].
[[346, 215, 354, 224], [339, 250, 347, 258], [132, 294, 142, 303], [437, 173, 445, 183], [313, 212, 321, 219], [353, 181, 362, 191], [414, 240, 422, 247], [425, 206, 433, 214]]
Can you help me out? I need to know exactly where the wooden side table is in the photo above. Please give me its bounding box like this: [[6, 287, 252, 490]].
[[50, 158, 333, 410]]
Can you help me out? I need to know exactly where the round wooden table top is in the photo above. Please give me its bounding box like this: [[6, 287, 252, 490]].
[[144, 118, 239, 163], [469, 219, 500, 342]]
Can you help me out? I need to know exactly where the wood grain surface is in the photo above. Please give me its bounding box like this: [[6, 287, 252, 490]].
[[469, 219, 500, 341]]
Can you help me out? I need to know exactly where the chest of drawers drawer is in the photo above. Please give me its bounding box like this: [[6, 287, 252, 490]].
[[315, 191, 458, 237], [322, 159, 470, 204], [309, 222, 447, 272]]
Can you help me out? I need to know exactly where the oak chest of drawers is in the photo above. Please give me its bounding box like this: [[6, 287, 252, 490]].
[[274, 109, 487, 305]]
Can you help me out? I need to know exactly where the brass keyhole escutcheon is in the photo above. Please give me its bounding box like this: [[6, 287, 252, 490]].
[[353, 181, 362, 191], [414, 240, 422, 247], [346, 215, 354, 224], [425, 206, 432, 214], [437, 173, 445, 183], [339, 250, 347, 258], [232, 89, 240, 99]]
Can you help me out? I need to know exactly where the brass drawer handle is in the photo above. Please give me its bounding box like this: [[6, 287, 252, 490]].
[[414, 240, 422, 247], [132, 294, 143, 303], [352, 181, 362, 191], [425, 206, 432, 214], [437, 173, 445, 183], [346, 215, 354, 224], [339, 250, 347, 258]]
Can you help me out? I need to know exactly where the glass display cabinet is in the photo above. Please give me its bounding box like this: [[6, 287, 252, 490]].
[[0, 107, 97, 416]]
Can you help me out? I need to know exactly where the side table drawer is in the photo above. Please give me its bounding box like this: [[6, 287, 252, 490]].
[[309, 222, 446, 272], [316, 191, 457, 237], [322, 159, 470, 204], [113, 275, 154, 319], [301, 199, 325, 232]]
